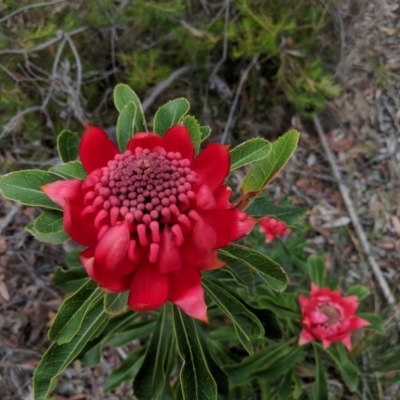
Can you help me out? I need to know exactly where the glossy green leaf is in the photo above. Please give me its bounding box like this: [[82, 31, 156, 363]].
[[220, 244, 288, 291], [105, 349, 145, 393], [52, 266, 88, 294], [57, 130, 79, 163], [245, 194, 307, 225], [116, 101, 140, 151], [358, 312, 385, 334], [230, 138, 271, 171], [346, 285, 370, 300], [153, 98, 190, 135], [308, 255, 325, 288], [173, 307, 217, 400], [241, 130, 299, 193], [49, 280, 103, 344], [114, 84, 146, 128], [204, 279, 263, 354], [199, 126, 211, 141], [0, 170, 62, 210], [107, 319, 156, 348], [133, 307, 171, 400], [65, 250, 83, 269], [104, 292, 128, 316], [326, 344, 359, 392], [33, 302, 108, 400], [183, 115, 201, 150], [312, 345, 328, 400], [26, 210, 69, 244], [50, 161, 86, 180]]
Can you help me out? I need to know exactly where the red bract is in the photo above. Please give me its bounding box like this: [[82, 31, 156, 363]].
[[299, 283, 369, 350], [42, 125, 254, 321], [259, 217, 290, 243]]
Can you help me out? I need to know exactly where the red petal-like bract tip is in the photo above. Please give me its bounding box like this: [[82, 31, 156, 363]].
[[128, 262, 169, 312], [163, 125, 195, 161], [79, 125, 119, 173], [191, 143, 230, 191], [298, 329, 314, 346], [80, 248, 131, 292], [158, 226, 183, 273], [169, 265, 208, 322], [63, 199, 98, 247], [41, 179, 83, 208], [94, 222, 130, 273], [127, 132, 163, 153]]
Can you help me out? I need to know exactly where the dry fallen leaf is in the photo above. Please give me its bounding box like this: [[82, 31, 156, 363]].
[[391, 215, 400, 236]]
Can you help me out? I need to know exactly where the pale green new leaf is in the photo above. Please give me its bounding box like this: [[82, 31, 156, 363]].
[[133, 307, 171, 400], [116, 101, 144, 151], [26, 210, 69, 244], [49, 280, 103, 344], [219, 244, 288, 291], [241, 130, 299, 193], [230, 138, 271, 170], [50, 161, 86, 180], [57, 130, 79, 163], [104, 292, 128, 316], [173, 307, 217, 400], [33, 302, 109, 400], [308, 255, 325, 288], [113, 84, 146, 130], [199, 126, 211, 141], [203, 279, 264, 354], [153, 98, 190, 135], [183, 115, 201, 150], [0, 170, 62, 210]]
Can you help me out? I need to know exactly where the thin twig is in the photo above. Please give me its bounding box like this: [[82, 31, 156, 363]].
[[313, 114, 395, 305], [0, 0, 67, 24], [0, 204, 22, 236], [141, 66, 193, 112], [220, 54, 259, 144]]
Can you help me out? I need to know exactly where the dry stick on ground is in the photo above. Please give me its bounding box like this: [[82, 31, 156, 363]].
[[0, 204, 22, 236], [313, 114, 395, 305]]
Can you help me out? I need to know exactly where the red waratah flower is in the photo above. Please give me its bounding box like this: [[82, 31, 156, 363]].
[[299, 283, 369, 350], [42, 125, 254, 321], [259, 216, 290, 243]]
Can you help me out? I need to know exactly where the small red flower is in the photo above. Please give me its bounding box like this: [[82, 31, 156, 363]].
[[259, 217, 290, 243], [42, 125, 254, 321], [299, 283, 369, 350]]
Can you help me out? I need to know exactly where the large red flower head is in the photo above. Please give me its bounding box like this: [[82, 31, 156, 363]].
[[43, 125, 254, 321], [299, 283, 369, 350], [259, 217, 290, 243]]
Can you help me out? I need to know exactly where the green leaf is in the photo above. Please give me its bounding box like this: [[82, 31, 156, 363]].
[[116, 101, 144, 151], [50, 161, 86, 180], [204, 279, 263, 354], [113, 84, 146, 128], [65, 250, 83, 269], [219, 244, 288, 291], [0, 170, 62, 210], [358, 312, 385, 334], [104, 350, 145, 393], [326, 344, 359, 392], [133, 307, 172, 400], [225, 343, 293, 385], [230, 138, 271, 171], [26, 210, 69, 244], [241, 130, 299, 193], [104, 292, 128, 316], [57, 130, 79, 163], [346, 285, 370, 300], [33, 302, 109, 400], [312, 345, 328, 400], [49, 280, 103, 344], [107, 319, 156, 348], [245, 194, 307, 225], [183, 115, 201, 150], [153, 98, 190, 135], [173, 307, 217, 400], [199, 126, 211, 141], [308, 255, 325, 288], [52, 266, 88, 294], [244, 304, 282, 340]]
